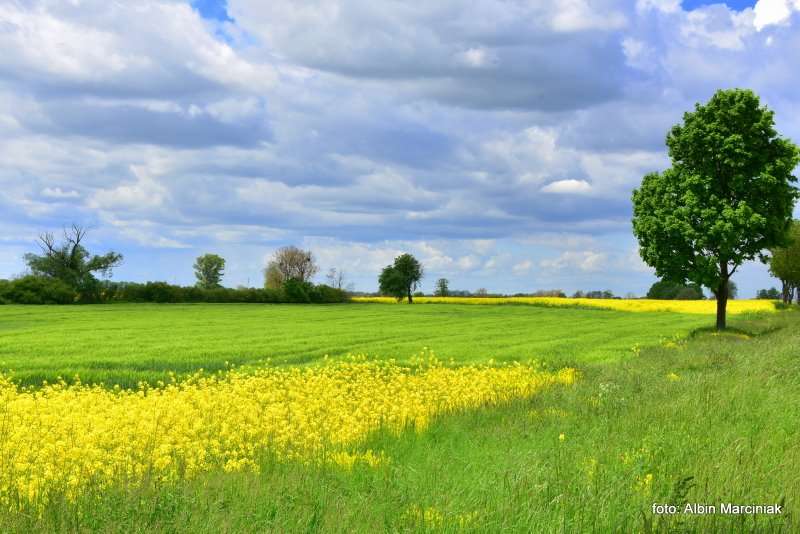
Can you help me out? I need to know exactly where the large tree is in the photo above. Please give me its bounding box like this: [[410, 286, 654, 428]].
[[193, 253, 226, 289], [24, 224, 122, 295], [379, 253, 423, 303], [632, 89, 799, 329], [769, 221, 800, 304]]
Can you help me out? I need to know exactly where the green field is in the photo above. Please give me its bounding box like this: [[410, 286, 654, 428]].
[[0, 303, 711, 387], [1, 304, 798, 533]]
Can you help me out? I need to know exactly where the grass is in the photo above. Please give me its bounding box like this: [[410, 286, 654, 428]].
[[0, 303, 712, 387], [2, 309, 796, 533]]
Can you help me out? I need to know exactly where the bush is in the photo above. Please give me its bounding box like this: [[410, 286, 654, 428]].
[[0, 276, 76, 304], [282, 279, 312, 303], [0, 278, 348, 305]]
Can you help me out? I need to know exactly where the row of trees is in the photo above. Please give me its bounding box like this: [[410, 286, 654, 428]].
[[0, 229, 348, 304]]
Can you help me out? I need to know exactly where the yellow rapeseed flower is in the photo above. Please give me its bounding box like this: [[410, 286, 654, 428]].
[[352, 296, 775, 315], [0, 356, 576, 512]]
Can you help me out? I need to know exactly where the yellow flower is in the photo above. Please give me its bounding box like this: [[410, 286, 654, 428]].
[[666, 372, 681, 382], [559, 433, 566, 442], [352, 296, 774, 315], [0, 355, 576, 512]]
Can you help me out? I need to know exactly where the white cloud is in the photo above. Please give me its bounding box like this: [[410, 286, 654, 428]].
[[41, 187, 80, 199], [753, 0, 800, 30], [457, 48, 494, 68], [636, 0, 681, 14], [540, 251, 608, 272], [541, 179, 592, 195], [550, 0, 628, 32], [512, 259, 533, 276]]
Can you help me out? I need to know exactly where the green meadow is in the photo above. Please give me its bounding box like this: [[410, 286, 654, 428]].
[[0, 303, 710, 387], [0, 304, 797, 533]]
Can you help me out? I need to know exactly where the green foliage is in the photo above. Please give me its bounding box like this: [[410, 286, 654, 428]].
[[632, 89, 800, 328], [282, 279, 312, 303], [769, 221, 800, 303], [434, 278, 449, 297], [646, 280, 704, 300], [193, 254, 226, 289], [0, 276, 76, 304], [23, 225, 122, 299], [89, 281, 348, 305], [756, 287, 781, 299], [378, 253, 423, 303]]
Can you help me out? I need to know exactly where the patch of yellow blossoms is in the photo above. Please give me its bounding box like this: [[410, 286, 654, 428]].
[[0, 356, 576, 511], [352, 296, 776, 315]]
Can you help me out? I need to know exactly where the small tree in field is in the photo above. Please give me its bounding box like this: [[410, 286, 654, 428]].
[[769, 221, 800, 304], [632, 89, 799, 329], [193, 253, 225, 289], [379, 253, 423, 303], [264, 246, 318, 289], [434, 278, 449, 297]]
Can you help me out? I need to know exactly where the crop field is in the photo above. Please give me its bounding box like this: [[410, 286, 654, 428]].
[[0, 303, 797, 533], [353, 295, 778, 314], [0, 303, 714, 387]]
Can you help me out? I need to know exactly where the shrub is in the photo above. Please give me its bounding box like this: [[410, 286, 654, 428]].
[[283, 279, 312, 303], [0, 276, 76, 304]]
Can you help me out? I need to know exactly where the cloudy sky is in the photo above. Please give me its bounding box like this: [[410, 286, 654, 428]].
[[1, 0, 799, 296]]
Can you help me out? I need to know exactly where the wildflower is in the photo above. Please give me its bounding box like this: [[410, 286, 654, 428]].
[[559, 433, 566, 442]]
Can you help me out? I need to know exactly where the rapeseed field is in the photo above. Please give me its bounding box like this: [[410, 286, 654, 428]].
[[352, 296, 777, 314], [0, 355, 576, 512]]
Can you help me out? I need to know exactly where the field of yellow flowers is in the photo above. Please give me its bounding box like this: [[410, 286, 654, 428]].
[[352, 296, 777, 314], [0, 354, 576, 513]]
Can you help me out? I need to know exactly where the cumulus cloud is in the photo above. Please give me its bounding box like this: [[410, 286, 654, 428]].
[[541, 179, 593, 195], [0, 0, 794, 298], [540, 251, 609, 273], [753, 0, 800, 30]]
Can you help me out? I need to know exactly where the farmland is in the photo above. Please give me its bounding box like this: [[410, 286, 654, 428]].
[[0, 302, 797, 533], [0, 302, 715, 387]]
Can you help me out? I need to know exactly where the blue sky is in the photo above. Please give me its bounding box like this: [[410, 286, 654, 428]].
[[1, 0, 799, 297]]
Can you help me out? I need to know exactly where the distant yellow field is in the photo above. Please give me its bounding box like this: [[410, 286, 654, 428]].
[[352, 296, 777, 315]]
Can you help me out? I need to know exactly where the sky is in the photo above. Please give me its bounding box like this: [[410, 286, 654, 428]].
[[1, 0, 799, 297]]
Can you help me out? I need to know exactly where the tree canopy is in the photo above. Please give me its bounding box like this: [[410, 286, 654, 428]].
[[769, 220, 800, 303], [434, 278, 449, 297], [632, 89, 799, 329], [193, 254, 226, 289], [24, 225, 122, 297], [265, 246, 318, 286], [379, 253, 423, 303]]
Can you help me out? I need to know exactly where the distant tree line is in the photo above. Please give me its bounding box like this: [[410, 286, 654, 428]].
[[0, 228, 348, 305]]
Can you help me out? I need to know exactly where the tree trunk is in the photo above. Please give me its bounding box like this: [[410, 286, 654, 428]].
[[782, 280, 790, 304], [716, 263, 729, 331], [408, 287, 413, 304]]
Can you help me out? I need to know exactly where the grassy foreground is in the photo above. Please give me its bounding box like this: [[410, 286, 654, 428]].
[[1, 310, 796, 533], [0, 303, 710, 387]]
